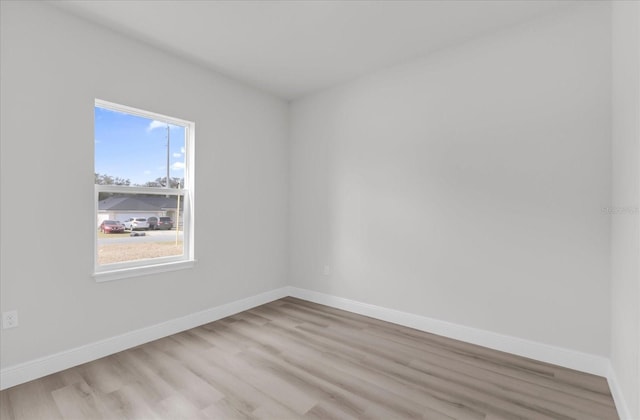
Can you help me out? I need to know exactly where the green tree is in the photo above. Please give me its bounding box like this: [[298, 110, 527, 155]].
[[94, 173, 131, 186], [142, 177, 183, 188]]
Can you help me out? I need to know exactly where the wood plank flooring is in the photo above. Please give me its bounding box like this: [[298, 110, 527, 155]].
[[0, 297, 619, 419]]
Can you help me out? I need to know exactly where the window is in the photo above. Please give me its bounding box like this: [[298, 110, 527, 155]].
[[94, 99, 194, 281]]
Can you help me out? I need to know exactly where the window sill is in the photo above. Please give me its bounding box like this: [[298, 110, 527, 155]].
[[93, 259, 196, 282]]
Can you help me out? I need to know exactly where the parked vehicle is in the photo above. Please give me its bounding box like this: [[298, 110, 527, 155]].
[[123, 218, 149, 231], [100, 220, 125, 233], [147, 216, 158, 230], [157, 216, 174, 230]]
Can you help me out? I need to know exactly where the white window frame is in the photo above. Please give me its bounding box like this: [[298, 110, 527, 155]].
[[93, 99, 195, 282]]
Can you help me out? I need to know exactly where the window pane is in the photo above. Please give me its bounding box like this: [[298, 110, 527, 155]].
[[94, 100, 193, 278], [95, 106, 186, 188], [97, 192, 184, 266]]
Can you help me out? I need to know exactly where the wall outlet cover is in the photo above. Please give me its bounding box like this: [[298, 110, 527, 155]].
[[2, 311, 18, 329]]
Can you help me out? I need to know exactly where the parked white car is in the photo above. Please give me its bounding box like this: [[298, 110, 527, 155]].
[[123, 217, 149, 231]]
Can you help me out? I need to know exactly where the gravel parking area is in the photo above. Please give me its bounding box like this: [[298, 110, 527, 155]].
[[98, 241, 183, 265]]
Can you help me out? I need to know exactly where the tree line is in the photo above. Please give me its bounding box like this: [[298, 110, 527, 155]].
[[95, 173, 183, 188]]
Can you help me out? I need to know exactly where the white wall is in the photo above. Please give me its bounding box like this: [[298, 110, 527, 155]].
[[2, 2, 632, 409], [611, 1, 640, 417], [289, 5, 612, 356], [0, 2, 288, 368]]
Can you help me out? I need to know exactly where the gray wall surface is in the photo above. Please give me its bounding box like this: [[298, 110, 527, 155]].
[[2, 3, 637, 413], [611, 1, 640, 417], [289, 5, 612, 356], [0, 1, 289, 368]]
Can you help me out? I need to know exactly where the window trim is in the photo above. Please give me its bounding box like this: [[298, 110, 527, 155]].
[[93, 99, 195, 281]]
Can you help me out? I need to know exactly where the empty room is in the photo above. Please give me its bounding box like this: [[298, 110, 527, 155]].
[[0, 0, 638, 419]]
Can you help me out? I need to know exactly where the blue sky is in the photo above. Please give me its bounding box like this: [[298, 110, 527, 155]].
[[95, 106, 185, 185]]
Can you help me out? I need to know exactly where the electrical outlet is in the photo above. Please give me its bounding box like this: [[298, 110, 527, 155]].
[[2, 310, 18, 329]]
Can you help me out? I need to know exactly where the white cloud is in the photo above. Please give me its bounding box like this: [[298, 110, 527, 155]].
[[180, 147, 185, 154], [171, 162, 185, 171], [143, 170, 152, 175], [173, 153, 182, 158], [147, 120, 167, 132], [147, 120, 180, 132]]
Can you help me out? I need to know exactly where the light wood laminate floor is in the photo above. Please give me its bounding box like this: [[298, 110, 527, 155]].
[[0, 297, 619, 419]]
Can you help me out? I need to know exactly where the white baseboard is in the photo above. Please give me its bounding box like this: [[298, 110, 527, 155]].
[[0, 287, 289, 390], [1, 285, 633, 419], [286, 287, 610, 376], [286, 287, 635, 418], [607, 364, 634, 420]]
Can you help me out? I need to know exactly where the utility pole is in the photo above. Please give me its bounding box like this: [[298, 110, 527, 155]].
[[166, 124, 170, 188]]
